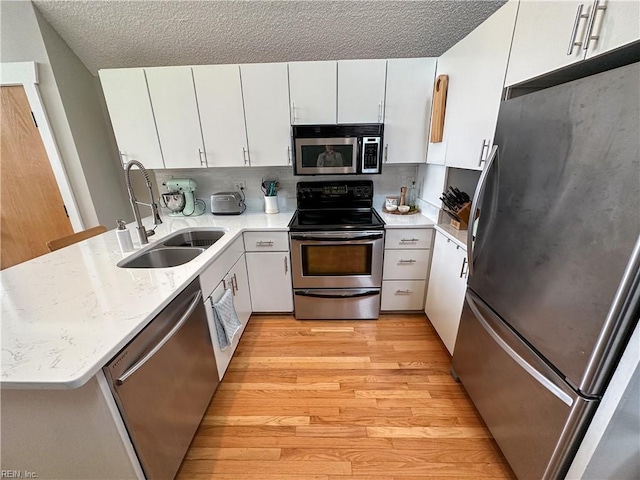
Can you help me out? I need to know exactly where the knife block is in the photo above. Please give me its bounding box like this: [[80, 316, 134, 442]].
[[450, 202, 471, 230]]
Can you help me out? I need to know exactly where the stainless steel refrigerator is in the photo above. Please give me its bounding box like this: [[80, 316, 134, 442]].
[[451, 61, 640, 480]]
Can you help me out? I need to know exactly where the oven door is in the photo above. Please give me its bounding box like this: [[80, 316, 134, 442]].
[[290, 231, 384, 288], [294, 137, 359, 175]]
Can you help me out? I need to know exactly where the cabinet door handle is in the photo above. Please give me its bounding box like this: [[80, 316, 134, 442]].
[[118, 151, 127, 169], [284, 256, 288, 274], [291, 102, 298, 124], [477, 139, 490, 167], [398, 259, 416, 265], [242, 147, 249, 165], [198, 148, 207, 167], [231, 274, 238, 295], [582, 0, 607, 50], [378, 101, 384, 122], [256, 240, 274, 247], [287, 145, 292, 165], [395, 289, 412, 295], [567, 4, 589, 55], [400, 238, 419, 244], [384, 144, 388, 163], [460, 258, 468, 278]]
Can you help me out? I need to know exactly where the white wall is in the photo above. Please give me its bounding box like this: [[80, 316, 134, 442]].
[[35, 7, 131, 226]]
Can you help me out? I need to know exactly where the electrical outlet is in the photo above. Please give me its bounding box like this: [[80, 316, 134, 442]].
[[234, 180, 246, 191]]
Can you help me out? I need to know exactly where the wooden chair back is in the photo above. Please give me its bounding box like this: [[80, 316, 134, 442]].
[[46, 225, 107, 252]]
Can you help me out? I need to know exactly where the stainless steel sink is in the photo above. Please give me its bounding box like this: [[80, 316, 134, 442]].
[[161, 230, 226, 248], [117, 227, 227, 269], [118, 247, 206, 268]]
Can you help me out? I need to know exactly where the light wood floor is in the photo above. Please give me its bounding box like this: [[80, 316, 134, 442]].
[[176, 314, 516, 479]]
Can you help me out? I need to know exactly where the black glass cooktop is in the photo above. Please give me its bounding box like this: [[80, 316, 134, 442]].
[[288, 208, 385, 231]]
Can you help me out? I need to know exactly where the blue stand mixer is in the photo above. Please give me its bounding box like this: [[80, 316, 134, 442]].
[[161, 178, 206, 216]]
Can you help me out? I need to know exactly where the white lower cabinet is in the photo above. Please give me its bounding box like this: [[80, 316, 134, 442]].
[[425, 231, 468, 355], [381, 228, 433, 311], [199, 237, 251, 380], [245, 231, 293, 312]]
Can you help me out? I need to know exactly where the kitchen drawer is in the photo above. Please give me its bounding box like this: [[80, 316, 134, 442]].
[[381, 280, 426, 311], [383, 249, 431, 280], [244, 231, 289, 251], [384, 228, 433, 250], [199, 236, 244, 298]]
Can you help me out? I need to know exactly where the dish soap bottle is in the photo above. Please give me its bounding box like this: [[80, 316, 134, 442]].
[[407, 179, 417, 209], [116, 219, 133, 252]]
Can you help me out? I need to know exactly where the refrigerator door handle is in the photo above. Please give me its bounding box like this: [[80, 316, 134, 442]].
[[467, 145, 499, 277], [466, 291, 575, 407]]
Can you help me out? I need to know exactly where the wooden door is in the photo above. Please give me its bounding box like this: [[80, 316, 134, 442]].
[[1, 86, 74, 269]]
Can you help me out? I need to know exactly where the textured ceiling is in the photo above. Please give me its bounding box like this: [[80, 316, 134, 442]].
[[33, 0, 505, 75]]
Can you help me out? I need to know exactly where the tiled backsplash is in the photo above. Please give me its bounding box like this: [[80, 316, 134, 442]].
[[153, 165, 420, 212]]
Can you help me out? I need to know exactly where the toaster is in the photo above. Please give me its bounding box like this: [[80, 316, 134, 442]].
[[211, 192, 246, 215]]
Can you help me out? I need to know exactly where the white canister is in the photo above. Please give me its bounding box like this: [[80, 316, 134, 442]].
[[264, 195, 279, 214]]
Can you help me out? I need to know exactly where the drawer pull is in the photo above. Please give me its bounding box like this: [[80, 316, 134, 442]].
[[400, 238, 419, 244], [256, 240, 274, 247], [395, 289, 413, 295], [398, 259, 417, 265]]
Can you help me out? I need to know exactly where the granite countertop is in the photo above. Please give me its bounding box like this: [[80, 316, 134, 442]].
[[375, 206, 437, 228], [0, 208, 294, 390]]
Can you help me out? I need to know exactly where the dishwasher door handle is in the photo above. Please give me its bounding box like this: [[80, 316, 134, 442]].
[[117, 291, 202, 385]]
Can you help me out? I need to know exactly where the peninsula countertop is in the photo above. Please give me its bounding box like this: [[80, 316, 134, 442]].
[[1, 206, 442, 390]]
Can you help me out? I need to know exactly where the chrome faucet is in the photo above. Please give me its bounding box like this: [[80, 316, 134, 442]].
[[124, 160, 162, 245]]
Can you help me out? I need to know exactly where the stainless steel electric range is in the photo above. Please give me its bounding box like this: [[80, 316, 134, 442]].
[[288, 180, 385, 320]]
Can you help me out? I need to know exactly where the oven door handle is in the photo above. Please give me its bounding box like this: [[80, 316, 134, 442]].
[[294, 290, 380, 299], [290, 233, 384, 242]]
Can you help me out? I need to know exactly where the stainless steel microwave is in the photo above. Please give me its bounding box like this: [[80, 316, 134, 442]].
[[292, 124, 383, 175]]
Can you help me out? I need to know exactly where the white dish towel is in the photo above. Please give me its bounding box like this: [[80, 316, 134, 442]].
[[212, 288, 242, 351]]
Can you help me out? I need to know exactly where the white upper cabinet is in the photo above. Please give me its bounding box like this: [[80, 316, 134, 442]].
[[241, 63, 292, 167], [99, 68, 165, 169], [192, 65, 249, 167], [438, 0, 518, 170], [506, 0, 640, 86], [289, 61, 337, 124], [337, 60, 387, 123], [584, 0, 640, 59], [145, 67, 205, 169], [384, 58, 437, 164]]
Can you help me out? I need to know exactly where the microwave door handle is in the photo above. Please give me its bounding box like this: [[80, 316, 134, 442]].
[[295, 290, 380, 299]]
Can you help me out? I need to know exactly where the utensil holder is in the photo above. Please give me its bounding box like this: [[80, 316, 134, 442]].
[[264, 195, 279, 214]]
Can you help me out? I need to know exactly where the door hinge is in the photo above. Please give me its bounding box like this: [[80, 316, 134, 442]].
[[30, 111, 38, 128], [63, 205, 69, 218]]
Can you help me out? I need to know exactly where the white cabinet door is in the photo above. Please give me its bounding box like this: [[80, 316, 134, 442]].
[[584, 0, 640, 59], [99, 68, 165, 169], [440, 0, 518, 170], [381, 280, 427, 311], [289, 61, 337, 124], [192, 65, 248, 167], [145, 67, 205, 169], [246, 252, 293, 312], [384, 58, 437, 164], [506, 0, 587, 86], [425, 232, 468, 355], [241, 63, 292, 167], [337, 60, 387, 123], [205, 255, 251, 380]]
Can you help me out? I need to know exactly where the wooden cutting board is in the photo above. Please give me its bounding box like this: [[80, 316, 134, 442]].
[[430, 74, 448, 143]]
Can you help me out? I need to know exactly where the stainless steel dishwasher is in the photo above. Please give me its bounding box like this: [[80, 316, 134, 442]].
[[104, 279, 219, 480]]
